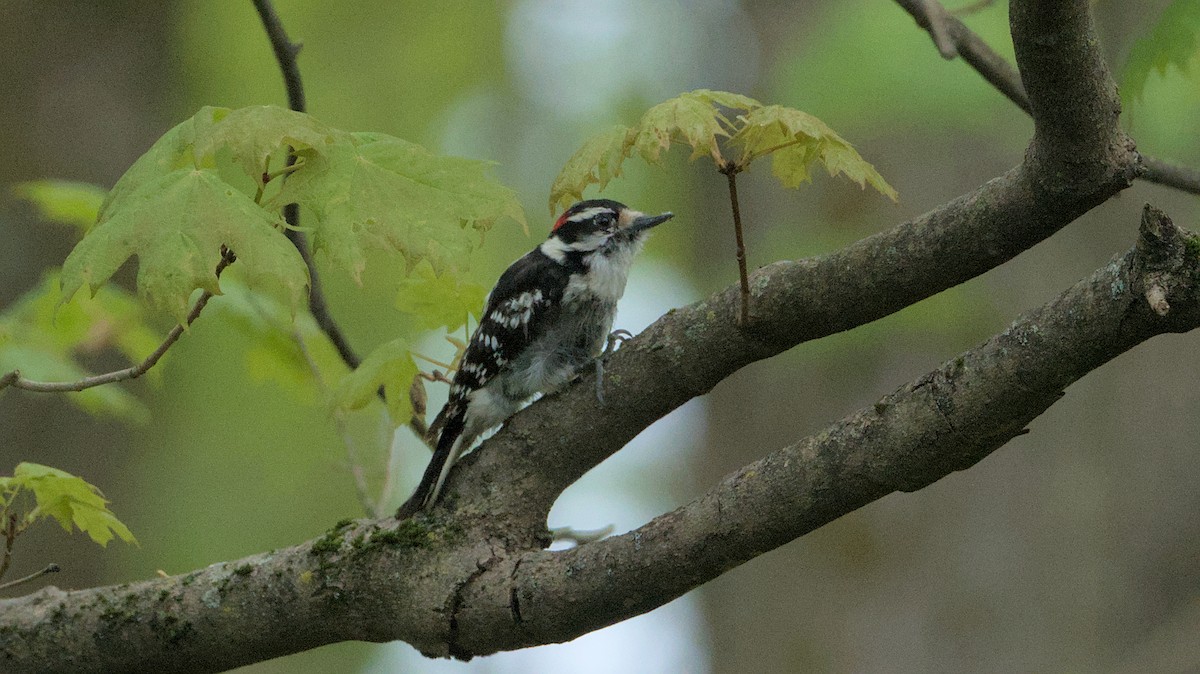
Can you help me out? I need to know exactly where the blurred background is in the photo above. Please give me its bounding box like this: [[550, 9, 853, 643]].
[[2, 0, 1199, 672]]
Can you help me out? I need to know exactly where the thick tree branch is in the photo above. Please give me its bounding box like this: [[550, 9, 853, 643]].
[[456, 204, 1200, 653], [895, 0, 1200, 196], [2, 205, 1194, 671]]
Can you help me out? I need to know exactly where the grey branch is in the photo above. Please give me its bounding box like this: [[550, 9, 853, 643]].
[[0, 0, 1187, 670], [894, 0, 1200, 196], [2, 204, 1194, 672]]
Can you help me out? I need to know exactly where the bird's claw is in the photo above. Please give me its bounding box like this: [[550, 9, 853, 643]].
[[595, 329, 634, 405]]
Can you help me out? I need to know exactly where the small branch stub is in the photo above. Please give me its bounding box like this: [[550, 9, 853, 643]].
[[1145, 284, 1170, 316], [1134, 204, 1186, 317]]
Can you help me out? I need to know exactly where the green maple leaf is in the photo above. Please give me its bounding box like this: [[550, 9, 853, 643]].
[[61, 167, 309, 322], [548, 125, 636, 215], [730, 105, 897, 200], [12, 462, 136, 547], [192, 104, 348, 186], [11, 181, 107, 233], [275, 131, 525, 283], [327, 337, 419, 425], [395, 262, 487, 333], [548, 90, 894, 206], [631, 89, 761, 165], [547, 91, 762, 214]]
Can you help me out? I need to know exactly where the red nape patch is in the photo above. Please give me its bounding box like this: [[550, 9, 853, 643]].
[[552, 212, 570, 231]]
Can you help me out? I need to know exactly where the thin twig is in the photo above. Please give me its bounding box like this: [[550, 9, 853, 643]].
[[251, 0, 304, 113], [721, 163, 752, 325], [894, 0, 1200, 196], [918, 0, 959, 58], [251, 0, 363, 371], [0, 563, 60, 592], [1142, 157, 1200, 195], [0, 251, 235, 394]]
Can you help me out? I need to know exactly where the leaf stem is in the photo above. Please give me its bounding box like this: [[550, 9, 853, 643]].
[[265, 161, 304, 183], [0, 250, 236, 394], [410, 351, 456, 371], [0, 563, 60, 592], [720, 163, 752, 325], [743, 137, 810, 164]]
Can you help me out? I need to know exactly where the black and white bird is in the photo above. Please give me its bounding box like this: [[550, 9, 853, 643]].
[[396, 199, 673, 517]]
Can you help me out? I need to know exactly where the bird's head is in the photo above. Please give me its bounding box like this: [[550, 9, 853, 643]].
[[544, 199, 674, 257]]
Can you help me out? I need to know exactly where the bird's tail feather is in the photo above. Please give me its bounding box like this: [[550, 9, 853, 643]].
[[395, 404, 466, 519]]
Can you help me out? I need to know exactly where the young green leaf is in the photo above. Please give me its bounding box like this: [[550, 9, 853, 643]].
[[192, 105, 348, 185], [275, 132, 525, 283], [631, 89, 761, 165], [327, 337, 419, 425], [1122, 0, 1200, 104], [12, 462, 136, 547], [395, 262, 487, 333], [61, 167, 309, 322], [547, 91, 761, 214], [11, 181, 107, 233], [731, 105, 897, 201], [548, 125, 635, 215]]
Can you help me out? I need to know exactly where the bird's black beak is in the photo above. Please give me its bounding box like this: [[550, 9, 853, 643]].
[[626, 212, 674, 233]]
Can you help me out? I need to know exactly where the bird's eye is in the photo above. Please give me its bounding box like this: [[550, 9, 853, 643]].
[[596, 212, 615, 227]]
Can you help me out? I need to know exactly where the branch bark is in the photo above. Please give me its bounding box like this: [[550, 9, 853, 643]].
[[2, 204, 1195, 672], [895, 0, 1200, 196], [0, 0, 1183, 670]]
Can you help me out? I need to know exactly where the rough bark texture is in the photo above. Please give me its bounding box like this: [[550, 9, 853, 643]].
[[1, 0, 1192, 671]]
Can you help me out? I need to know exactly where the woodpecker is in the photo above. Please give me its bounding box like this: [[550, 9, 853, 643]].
[[396, 199, 674, 517]]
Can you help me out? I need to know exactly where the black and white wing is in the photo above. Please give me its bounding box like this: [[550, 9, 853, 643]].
[[397, 249, 565, 516]]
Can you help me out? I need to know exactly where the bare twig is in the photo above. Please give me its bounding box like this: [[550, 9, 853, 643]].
[[1143, 156, 1200, 195], [0, 564, 60, 593], [251, 0, 363, 371], [894, 0, 1200, 196], [918, 0, 959, 58], [0, 251, 235, 395], [720, 163, 752, 325]]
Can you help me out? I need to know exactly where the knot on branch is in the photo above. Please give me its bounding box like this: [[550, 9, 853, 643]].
[[1133, 203, 1189, 318]]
